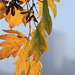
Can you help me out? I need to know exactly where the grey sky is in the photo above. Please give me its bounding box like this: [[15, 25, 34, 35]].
[[52, 0, 75, 59]]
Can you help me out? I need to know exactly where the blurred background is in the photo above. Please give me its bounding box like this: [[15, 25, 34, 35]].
[[0, 0, 75, 75]]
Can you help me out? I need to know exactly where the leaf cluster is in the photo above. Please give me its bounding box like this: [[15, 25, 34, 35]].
[[0, 0, 60, 75]]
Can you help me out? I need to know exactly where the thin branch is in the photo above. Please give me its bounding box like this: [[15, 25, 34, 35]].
[[23, 3, 26, 8], [28, 22, 31, 39]]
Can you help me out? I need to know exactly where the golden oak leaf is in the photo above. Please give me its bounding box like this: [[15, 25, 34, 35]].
[[0, 2, 6, 19], [14, 41, 31, 75], [4, 8, 28, 28], [31, 22, 48, 62], [0, 30, 26, 59]]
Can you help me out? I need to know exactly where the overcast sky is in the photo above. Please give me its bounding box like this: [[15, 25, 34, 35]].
[[53, 0, 75, 59]]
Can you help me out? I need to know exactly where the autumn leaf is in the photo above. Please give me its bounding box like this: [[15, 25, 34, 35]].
[[0, 29, 33, 75], [22, 15, 27, 27], [0, 0, 60, 75], [42, 0, 52, 35], [31, 21, 48, 62], [28, 60, 42, 75], [48, 0, 57, 17], [3, 29, 42, 75], [54, 0, 60, 2], [38, 0, 60, 18], [0, 2, 6, 19], [0, 30, 26, 59], [37, 0, 43, 18], [3, 30, 26, 38], [47, 0, 60, 17], [0, 12, 4, 19], [14, 40, 31, 75], [37, 0, 52, 35], [37, 0, 60, 35], [4, 8, 28, 28], [0, 29, 43, 75]]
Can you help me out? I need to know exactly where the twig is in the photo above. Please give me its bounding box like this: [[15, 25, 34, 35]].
[[23, 3, 26, 8]]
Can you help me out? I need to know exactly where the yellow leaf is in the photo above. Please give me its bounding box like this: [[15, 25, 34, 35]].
[[14, 41, 31, 75], [4, 8, 28, 28], [37, 0, 43, 18], [0, 2, 6, 19], [38, 0, 60, 18], [3, 30, 26, 38], [54, 0, 60, 2], [0, 2, 6, 13], [0, 30, 33, 75], [48, 0, 60, 17], [48, 0, 57, 17], [28, 60, 42, 75], [0, 30, 27, 59], [0, 12, 4, 19], [22, 15, 27, 27]]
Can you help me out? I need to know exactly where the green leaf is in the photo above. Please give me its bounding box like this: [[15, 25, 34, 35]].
[[42, 0, 52, 35], [31, 22, 48, 62]]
